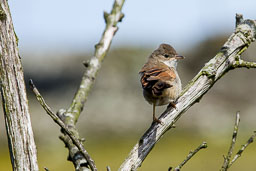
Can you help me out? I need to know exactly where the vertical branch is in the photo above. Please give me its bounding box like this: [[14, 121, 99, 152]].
[[0, 1, 38, 170], [64, 0, 125, 124], [221, 112, 240, 171], [54, 0, 126, 170]]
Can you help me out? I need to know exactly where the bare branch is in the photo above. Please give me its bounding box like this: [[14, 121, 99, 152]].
[[221, 112, 240, 171], [232, 59, 256, 69], [63, 0, 126, 124], [171, 142, 207, 171], [29, 79, 97, 171], [106, 166, 111, 171], [44, 167, 50, 171], [229, 131, 256, 168], [54, 0, 126, 170], [236, 13, 244, 27], [119, 14, 256, 171]]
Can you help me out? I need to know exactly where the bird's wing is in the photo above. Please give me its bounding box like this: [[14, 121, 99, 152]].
[[139, 62, 176, 96]]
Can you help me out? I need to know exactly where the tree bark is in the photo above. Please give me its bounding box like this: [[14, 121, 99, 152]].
[[0, 1, 38, 170]]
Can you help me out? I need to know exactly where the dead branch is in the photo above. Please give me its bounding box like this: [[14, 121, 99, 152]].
[[30, 0, 126, 170], [169, 142, 207, 171], [29, 79, 97, 171], [229, 131, 256, 168], [221, 112, 240, 171], [119, 14, 256, 171]]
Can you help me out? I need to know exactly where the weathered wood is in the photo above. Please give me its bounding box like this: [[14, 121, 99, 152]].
[[64, 0, 125, 125], [29, 79, 96, 171], [35, 0, 126, 170], [0, 1, 38, 170], [119, 14, 256, 171], [229, 131, 256, 168], [221, 112, 240, 171]]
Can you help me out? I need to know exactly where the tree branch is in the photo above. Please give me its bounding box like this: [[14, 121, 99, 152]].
[[221, 112, 240, 171], [62, 0, 125, 125], [0, 1, 38, 170], [29, 79, 97, 171], [44, 167, 50, 171], [106, 166, 111, 171], [229, 131, 256, 168], [38, 0, 126, 170], [232, 59, 256, 69], [119, 14, 256, 171], [169, 142, 207, 171]]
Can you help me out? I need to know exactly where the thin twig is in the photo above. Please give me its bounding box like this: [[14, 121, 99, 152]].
[[29, 79, 97, 171], [44, 167, 50, 171], [106, 166, 111, 171], [221, 112, 240, 171], [229, 131, 256, 168], [172, 142, 207, 171]]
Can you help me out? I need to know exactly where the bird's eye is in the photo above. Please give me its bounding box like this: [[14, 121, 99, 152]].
[[164, 54, 169, 58]]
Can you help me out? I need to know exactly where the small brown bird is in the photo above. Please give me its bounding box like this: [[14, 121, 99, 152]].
[[139, 44, 184, 123]]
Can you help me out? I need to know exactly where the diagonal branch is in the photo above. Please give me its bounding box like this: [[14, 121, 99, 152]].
[[54, 0, 126, 170], [63, 0, 125, 125], [119, 14, 256, 171], [221, 112, 240, 171], [169, 142, 207, 171], [29, 79, 97, 171], [229, 131, 256, 168]]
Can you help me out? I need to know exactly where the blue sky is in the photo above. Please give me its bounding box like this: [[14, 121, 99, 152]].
[[9, 0, 256, 53]]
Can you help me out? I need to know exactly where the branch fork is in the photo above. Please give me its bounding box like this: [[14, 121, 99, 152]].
[[30, 0, 126, 170], [221, 112, 256, 171], [29, 6, 256, 170]]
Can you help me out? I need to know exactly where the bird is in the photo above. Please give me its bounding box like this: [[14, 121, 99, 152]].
[[139, 43, 184, 124]]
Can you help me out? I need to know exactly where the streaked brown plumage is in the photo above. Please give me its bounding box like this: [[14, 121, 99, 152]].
[[139, 44, 184, 123]]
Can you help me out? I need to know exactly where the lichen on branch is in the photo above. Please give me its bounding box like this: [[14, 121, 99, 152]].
[[119, 14, 256, 171]]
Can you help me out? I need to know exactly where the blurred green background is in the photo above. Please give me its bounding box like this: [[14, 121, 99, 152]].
[[1, 36, 256, 170], [1, 0, 256, 170]]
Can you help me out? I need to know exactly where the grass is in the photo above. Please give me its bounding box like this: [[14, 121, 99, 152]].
[[0, 131, 255, 171]]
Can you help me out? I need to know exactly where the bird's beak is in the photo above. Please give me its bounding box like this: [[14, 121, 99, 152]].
[[174, 55, 185, 59]]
